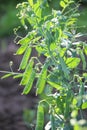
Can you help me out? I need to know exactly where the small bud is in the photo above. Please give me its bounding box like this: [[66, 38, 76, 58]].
[[9, 61, 13, 66]]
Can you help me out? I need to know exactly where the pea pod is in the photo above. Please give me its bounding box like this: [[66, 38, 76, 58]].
[[20, 58, 34, 85], [19, 47, 32, 70], [35, 104, 44, 130], [16, 43, 28, 55], [22, 69, 36, 94], [36, 62, 48, 95]]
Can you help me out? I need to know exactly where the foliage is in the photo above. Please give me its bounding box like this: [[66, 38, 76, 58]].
[[1, 0, 87, 130]]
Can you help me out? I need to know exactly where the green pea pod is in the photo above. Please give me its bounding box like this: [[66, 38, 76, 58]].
[[36, 62, 48, 95], [22, 69, 36, 94], [19, 47, 32, 70], [16, 43, 28, 55], [20, 58, 34, 85], [35, 104, 44, 130]]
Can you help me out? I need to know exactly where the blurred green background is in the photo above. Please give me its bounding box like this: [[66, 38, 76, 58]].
[[0, 0, 87, 37], [0, 0, 26, 37]]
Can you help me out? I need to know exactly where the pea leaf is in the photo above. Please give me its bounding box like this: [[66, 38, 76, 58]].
[[47, 81, 62, 90], [17, 31, 36, 45], [66, 57, 80, 69], [82, 102, 87, 109], [1, 73, 13, 79], [59, 57, 69, 77], [47, 71, 63, 90], [28, 0, 33, 7]]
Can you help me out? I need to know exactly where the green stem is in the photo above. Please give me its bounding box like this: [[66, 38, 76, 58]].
[[0, 70, 22, 75]]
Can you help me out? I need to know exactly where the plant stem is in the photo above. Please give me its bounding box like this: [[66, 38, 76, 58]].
[[0, 70, 22, 75]]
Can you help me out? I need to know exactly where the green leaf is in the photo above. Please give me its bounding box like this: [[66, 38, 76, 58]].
[[82, 102, 87, 109], [71, 110, 78, 118], [66, 57, 80, 69], [22, 69, 36, 94], [20, 59, 34, 85], [44, 85, 53, 95], [17, 31, 36, 45], [28, 0, 33, 7], [19, 47, 32, 70], [83, 73, 87, 80], [33, 1, 42, 18], [59, 57, 69, 77], [72, 98, 77, 105], [35, 104, 44, 130], [67, 18, 77, 26], [1, 73, 13, 79], [50, 43, 57, 51], [32, 36, 41, 44], [47, 71, 63, 90], [47, 81, 62, 90], [42, 94, 55, 105], [60, 1, 66, 8], [17, 37, 29, 45], [36, 62, 48, 95], [60, 48, 66, 57]]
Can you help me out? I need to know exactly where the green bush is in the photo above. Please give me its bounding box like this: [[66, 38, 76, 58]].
[[1, 0, 87, 130]]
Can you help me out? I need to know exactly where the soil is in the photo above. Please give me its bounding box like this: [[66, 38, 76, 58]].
[[0, 36, 37, 130]]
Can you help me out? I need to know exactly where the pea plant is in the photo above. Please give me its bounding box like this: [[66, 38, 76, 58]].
[[1, 0, 87, 129]]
